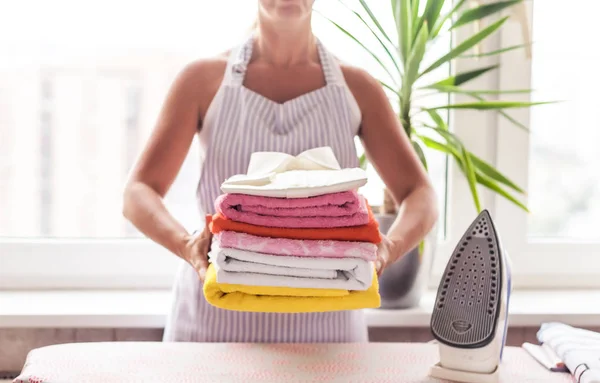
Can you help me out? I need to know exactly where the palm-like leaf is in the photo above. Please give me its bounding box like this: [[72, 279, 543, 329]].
[[412, 141, 428, 170], [399, 0, 413, 63], [404, 21, 429, 94], [325, 18, 400, 87], [431, 0, 466, 37], [422, 0, 445, 33], [460, 43, 532, 58], [425, 65, 499, 87], [337, 1, 402, 77], [429, 100, 553, 110], [427, 85, 533, 95], [418, 135, 527, 210], [421, 16, 509, 76], [320, 0, 551, 213], [452, 0, 523, 29]]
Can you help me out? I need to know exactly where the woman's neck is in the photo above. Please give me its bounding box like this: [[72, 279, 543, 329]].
[[253, 20, 317, 67]]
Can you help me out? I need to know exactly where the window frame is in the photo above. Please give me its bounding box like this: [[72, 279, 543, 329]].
[[491, 0, 600, 288], [430, 0, 600, 289]]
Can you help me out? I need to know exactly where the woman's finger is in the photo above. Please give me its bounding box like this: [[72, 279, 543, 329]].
[[376, 257, 386, 276]]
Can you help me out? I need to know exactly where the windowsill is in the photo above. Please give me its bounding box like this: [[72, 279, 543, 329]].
[[1, 289, 599, 328]]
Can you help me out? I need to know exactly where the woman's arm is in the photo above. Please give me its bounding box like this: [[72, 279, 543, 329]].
[[344, 67, 439, 268], [122, 61, 213, 265]]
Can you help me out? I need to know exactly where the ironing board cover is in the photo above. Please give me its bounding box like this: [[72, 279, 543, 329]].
[[14, 342, 572, 383]]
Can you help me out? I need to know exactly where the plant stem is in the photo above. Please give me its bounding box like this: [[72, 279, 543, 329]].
[[400, 93, 412, 138]]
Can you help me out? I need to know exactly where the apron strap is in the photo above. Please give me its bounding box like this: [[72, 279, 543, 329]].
[[226, 35, 340, 88], [315, 39, 339, 86], [224, 35, 254, 87]]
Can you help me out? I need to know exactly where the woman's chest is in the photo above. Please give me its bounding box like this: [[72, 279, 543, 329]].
[[242, 64, 326, 104]]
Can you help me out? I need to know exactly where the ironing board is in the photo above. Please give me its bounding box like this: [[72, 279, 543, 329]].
[[14, 342, 571, 383]]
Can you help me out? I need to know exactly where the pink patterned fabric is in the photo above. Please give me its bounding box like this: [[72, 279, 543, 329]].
[[14, 342, 572, 383], [216, 191, 362, 217], [215, 230, 378, 261], [215, 193, 369, 228]]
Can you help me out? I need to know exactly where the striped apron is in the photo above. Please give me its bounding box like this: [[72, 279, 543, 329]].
[[163, 35, 369, 343]]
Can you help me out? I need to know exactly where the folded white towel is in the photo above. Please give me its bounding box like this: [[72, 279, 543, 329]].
[[220, 147, 368, 198], [537, 322, 600, 383], [208, 245, 374, 291]]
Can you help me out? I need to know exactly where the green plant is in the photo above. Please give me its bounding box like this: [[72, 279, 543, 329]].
[[321, 0, 551, 213]]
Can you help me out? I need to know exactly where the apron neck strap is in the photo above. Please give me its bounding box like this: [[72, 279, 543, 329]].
[[227, 35, 338, 87]]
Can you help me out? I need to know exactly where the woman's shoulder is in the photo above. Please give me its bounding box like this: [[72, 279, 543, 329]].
[[168, 51, 233, 119], [338, 62, 380, 92], [177, 51, 231, 87], [337, 62, 387, 111]]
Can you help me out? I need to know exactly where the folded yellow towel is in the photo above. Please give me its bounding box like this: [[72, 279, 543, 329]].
[[203, 264, 381, 313]]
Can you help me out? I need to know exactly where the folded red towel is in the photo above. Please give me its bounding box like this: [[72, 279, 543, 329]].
[[209, 202, 381, 244]]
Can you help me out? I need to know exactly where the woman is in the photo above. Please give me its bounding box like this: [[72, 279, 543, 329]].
[[123, 0, 438, 343]]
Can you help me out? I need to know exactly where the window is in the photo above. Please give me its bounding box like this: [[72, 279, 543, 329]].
[[493, 0, 600, 287], [1, 0, 262, 288], [0, 0, 260, 239], [527, 2, 599, 240], [9, 1, 584, 290]]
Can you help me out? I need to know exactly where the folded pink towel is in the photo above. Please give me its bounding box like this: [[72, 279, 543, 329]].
[[215, 192, 369, 228], [217, 191, 362, 217], [215, 231, 378, 261]]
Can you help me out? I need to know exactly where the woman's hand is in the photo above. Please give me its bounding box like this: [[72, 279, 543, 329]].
[[375, 234, 405, 277], [179, 215, 213, 282]]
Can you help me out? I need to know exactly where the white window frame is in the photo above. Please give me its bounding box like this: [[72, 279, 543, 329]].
[[431, 0, 600, 289], [3, 1, 597, 290], [491, 0, 600, 288]]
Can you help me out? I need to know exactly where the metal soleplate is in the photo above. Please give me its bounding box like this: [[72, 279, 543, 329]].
[[430, 209, 503, 348]]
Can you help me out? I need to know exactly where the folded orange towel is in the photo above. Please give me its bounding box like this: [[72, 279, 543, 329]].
[[209, 202, 381, 244]]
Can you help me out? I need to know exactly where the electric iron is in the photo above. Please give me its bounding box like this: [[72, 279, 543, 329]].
[[428, 209, 512, 383]]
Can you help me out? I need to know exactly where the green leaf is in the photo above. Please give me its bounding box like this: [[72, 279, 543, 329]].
[[405, 20, 429, 88], [498, 110, 528, 131], [391, 0, 401, 32], [412, 140, 428, 170], [460, 43, 531, 58], [477, 173, 529, 211], [421, 124, 462, 147], [357, 0, 396, 48], [343, 1, 403, 77], [425, 108, 448, 130], [462, 145, 481, 212], [399, 0, 413, 63], [326, 18, 399, 87], [418, 134, 481, 212], [431, 0, 466, 37], [418, 135, 528, 211], [470, 153, 524, 194], [414, 0, 444, 37], [411, 0, 420, 28], [427, 65, 499, 87], [467, 93, 529, 131], [423, 0, 446, 33], [421, 16, 509, 76], [419, 135, 459, 157], [452, 0, 522, 29], [380, 81, 401, 97], [358, 153, 368, 170], [428, 84, 534, 95], [430, 100, 554, 110]]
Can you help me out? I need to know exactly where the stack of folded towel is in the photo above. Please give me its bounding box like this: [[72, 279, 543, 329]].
[[202, 147, 382, 313]]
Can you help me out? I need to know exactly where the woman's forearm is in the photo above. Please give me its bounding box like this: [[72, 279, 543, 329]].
[[122, 181, 190, 259], [386, 183, 439, 257]]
